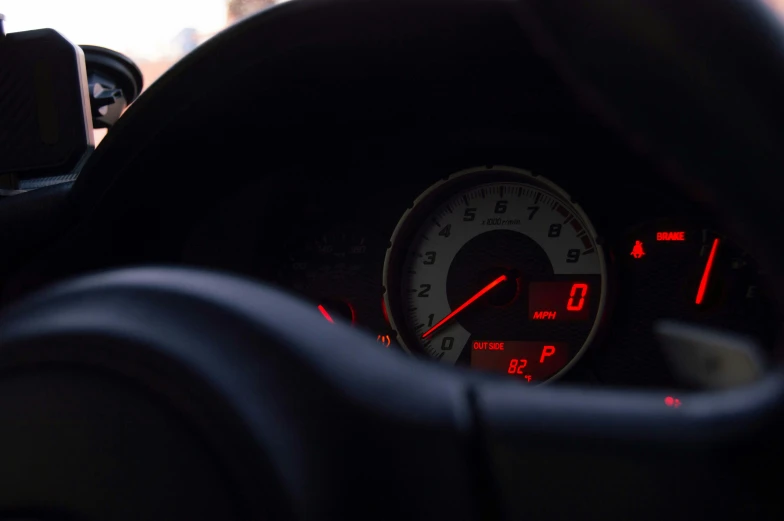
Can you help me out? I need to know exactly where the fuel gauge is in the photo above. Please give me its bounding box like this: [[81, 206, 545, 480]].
[[278, 223, 389, 336], [595, 221, 776, 387], [623, 225, 771, 329]]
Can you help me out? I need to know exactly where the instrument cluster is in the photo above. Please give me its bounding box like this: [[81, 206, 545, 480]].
[[184, 164, 777, 388]]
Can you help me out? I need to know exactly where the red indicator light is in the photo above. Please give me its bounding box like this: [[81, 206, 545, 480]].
[[532, 310, 557, 320], [664, 396, 682, 408], [540, 345, 556, 363], [381, 298, 390, 325], [376, 334, 391, 347], [630, 240, 646, 258], [657, 231, 685, 241], [696, 238, 720, 305], [317, 304, 335, 323]]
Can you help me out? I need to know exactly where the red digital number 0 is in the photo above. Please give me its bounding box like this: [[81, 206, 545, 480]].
[[566, 283, 588, 311]]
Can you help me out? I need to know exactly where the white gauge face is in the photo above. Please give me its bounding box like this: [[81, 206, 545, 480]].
[[384, 167, 607, 383]]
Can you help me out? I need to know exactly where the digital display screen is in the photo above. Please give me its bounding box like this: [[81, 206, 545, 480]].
[[528, 281, 590, 321], [471, 341, 569, 381]]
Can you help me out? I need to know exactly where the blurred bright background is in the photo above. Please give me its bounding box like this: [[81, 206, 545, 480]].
[[2, 0, 784, 142], [2, 0, 290, 86], [4, 0, 784, 86], [2, 0, 289, 142]]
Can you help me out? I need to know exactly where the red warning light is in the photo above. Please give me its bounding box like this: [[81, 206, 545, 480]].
[[664, 396, 682, 408], [657, 231, 685, 241], [630, 240, 646, 259], [376, 334, 391, 347]]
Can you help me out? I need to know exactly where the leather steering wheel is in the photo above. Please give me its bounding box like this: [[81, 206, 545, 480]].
[[1, 1, 783, 519]]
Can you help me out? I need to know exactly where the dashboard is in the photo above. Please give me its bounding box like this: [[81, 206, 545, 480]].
[[183, 144, 777, 390], [4, 1, 784, 516]]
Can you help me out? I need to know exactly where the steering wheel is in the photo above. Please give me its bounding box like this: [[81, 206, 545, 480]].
[[1, 0, 784, 519]]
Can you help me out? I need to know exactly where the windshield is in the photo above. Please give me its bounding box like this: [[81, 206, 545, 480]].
[[5, 0, 784, 87], [3, 0, 784, 135], [1, 0, 287, 87], [2, 0, 287, 142]]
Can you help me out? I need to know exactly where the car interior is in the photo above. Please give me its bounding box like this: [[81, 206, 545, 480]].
[[0, 0, 783, 519]]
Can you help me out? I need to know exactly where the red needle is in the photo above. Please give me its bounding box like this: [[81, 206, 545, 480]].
[[318, 304, 335, 323], [695, 238, 720, 305], [422, 274, 508, 338]]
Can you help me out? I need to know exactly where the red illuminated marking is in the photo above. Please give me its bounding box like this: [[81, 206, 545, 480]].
[[532, 310, 557, 320], [422, 275, 508, 338], [317, 305, 335, 323], [566, 283, 588, 311], [381, 298, 390, 325], [695, 238, 720, 305], [630, 240, 645, 258], [657, 231, 685, 241], [473, 341, 505, 350], [507, 359, 528, 374], [540, 345, 556, 364], [376, 334, 391, 347], [570, 220, 584, 233], [665, 396, 682, 408]]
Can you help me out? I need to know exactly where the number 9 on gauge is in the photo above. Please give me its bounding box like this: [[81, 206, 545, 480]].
[[383, 166, 608, 383]]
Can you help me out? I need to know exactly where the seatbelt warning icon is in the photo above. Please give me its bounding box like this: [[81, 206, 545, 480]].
[[630, 240, 646, 259]]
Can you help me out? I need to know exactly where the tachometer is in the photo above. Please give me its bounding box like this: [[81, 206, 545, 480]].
[[383, 166, 607, 382]]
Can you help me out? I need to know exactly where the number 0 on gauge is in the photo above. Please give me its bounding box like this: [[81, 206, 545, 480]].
[[383, 166, 608, 383]]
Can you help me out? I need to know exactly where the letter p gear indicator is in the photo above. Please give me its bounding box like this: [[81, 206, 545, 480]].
[[540, 345, 556, 364]]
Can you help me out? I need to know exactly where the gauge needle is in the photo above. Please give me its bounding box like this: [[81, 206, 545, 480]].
[[422, 274, 508, 339], [318, 304, 335, 323], [695, 238, 720, 305]]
